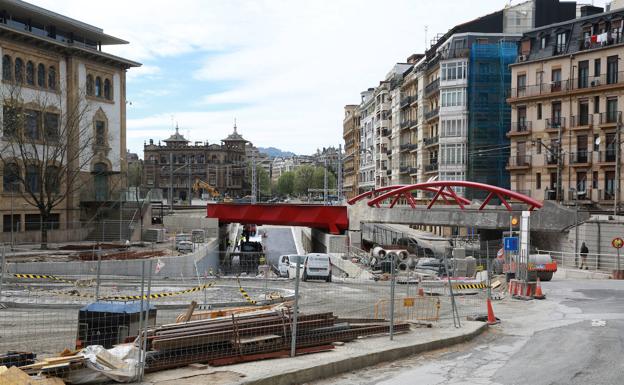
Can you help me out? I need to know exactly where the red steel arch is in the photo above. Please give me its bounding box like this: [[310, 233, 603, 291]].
[[349, 181, 542, 211]]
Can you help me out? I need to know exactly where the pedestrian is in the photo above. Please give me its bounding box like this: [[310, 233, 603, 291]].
[[579, 242, 589, 270]]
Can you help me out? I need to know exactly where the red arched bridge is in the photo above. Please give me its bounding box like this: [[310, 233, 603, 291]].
[[207, 182, 553, 234]]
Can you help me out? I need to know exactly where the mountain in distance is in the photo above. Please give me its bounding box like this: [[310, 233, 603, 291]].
[[257, 147, 297, 158]]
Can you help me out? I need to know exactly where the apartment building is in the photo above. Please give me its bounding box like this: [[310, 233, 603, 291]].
[[343, 105, 360, 199], [399, 54, 424, 185], [0, 0, 139, 243], [507, 4, 624, 211], [358, 88, 375, 192]]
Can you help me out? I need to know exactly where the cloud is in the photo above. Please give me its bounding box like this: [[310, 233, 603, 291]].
[[127, 65, 161, 82]]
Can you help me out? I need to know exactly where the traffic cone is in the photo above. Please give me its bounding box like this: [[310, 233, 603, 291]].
[[418, 287, 425, 296], [486, 297, 499, 325], [533, 278, 545, 299]]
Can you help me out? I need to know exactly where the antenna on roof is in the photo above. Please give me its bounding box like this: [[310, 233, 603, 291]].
[[424, 25, 428, 49], [233, 117, 238, 134]]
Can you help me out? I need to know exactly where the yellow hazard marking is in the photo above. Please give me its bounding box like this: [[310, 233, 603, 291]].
[[12, 273, 215, 301], [236, 277, 257, 305], [452, 283, 489, 290]]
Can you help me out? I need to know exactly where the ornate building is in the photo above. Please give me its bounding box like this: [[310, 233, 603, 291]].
[[143, 124, 251, 200]]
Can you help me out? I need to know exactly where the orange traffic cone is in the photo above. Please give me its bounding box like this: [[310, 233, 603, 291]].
[[486, 297, 499, 325], [418, 287, 425, 296], [533, 277, 545, 299]]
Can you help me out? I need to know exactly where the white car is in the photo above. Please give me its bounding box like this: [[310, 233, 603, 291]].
[[278, 254, 304, 278], [303, 253, 332, 282]]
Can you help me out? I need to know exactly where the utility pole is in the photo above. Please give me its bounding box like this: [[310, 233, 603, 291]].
[[188, 158, 192, 206], [169, 153, 173, 213], [252, 152, 257, 203], [615, 113, 621, 216], [337, 144, 343, 202], [323, 157, 328, 204]]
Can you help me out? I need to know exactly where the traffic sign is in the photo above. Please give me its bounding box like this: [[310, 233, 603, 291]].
[[511, 217, 519, 226], [612, 237, 624, 249], [504, 237, 519, 251]]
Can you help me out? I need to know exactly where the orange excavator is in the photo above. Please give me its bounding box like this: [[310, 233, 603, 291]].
[[192, 178, 220, 199]]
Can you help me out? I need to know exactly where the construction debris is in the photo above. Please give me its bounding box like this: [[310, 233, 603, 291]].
[[144, 309, 409, 372], [0, 352, 36, 368], [0, 365, 66, 384]]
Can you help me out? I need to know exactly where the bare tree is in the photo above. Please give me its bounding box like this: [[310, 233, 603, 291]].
[[0, 82, 95, 249]]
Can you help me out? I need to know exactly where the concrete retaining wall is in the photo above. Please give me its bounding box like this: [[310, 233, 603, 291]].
[[306, 228, 348, 254], [0, 227, 91, 245], [163, 216, 218, 238], [7, 239, 220, 278]]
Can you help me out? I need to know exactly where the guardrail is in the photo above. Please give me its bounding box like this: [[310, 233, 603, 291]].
[[537, 249, 622, 273]]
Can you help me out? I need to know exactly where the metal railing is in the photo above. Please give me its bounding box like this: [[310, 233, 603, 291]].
[[544, 153, 559, 165], [400, 95, 413, 108], [509, 71, 624, 99], [424, 78, 440, 97], [509, 120, 532, 134], [539, 249, 622, 273], [598, 150, 617, 163], [400, 143, 417, 151], [570, 114, 593, 127], [424, 107, 439, 121], [545, 116, 565, 130], [598, 111, 621, 125], [508, 155, 531, 168], [569, 150, 591, 164], [424, 136, 439, 147], [424, 162, 438, 172]]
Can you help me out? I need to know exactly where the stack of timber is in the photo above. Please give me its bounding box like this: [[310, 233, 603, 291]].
[[18, 355, 85, 376], [145, 309, 409, 372]]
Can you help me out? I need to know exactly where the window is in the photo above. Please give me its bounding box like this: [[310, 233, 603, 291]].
[[24, 109, 40, 140], [14, 57, 23, 83], [606, 97, 618, 123], [517, 74, 527, 96], [44, 112, 59, 140], [441, 118, 465, 137], [3, 163, 20, 192], [441, 62, 467, 81], [104, 78, 111, 100], [607, 55, 618, 85], [440, 143, 465, 165], [440, 88, 465, 107], [552, 101, 562, 126], [576, 172, 587, 193], [86, 74, 94, 96], [605, 171, 615, 199], [536, 139, 542, 154], [3, 215, 20, 233], [551, 69, 562, 91], [537, 103, 542, 120], [48, 66, 56, 89], [579, 101, 589, 125], [517, 106, 527, 131], [47, 214, 60, 230], [45, 166, 59, 194], [95, 120, 106, 146], [592, 171, 598, 189], [25, 164, 40, 193], [2, 55, 11, 80], [37, 63, 45, 87], [536, 173, 541, 190], [594, 96, 600, 113], [578, 60, 588, 89], [540, 36, 547, 49], [555, 32, 566, 53], [593, 134, 600, 151], [3, 105, 18, 137], [25, 60, 34, 85], [95, 76, 102, 97], [25, 214, 41, 231], [594, 59, 601, 77]]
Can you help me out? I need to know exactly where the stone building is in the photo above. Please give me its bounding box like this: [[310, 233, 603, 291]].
[[143, 124, 250, 201]]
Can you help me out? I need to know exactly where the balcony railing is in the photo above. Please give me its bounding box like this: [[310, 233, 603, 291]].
[[400, 143, 418, 151], [400, 120, 412, 129], [570, 114, 593, 128], [399, 165, 409, 173], [569, 150, 591, 164], [409, 167, 418, 175], [386, 169, 392, 175], [424, 78, 440, 97], [508, 71, 624, 99], [381, 128, 390, 137], [425, 162, 438, 172], [545, 116, 565, 130], [424, 136, 439, 147], [400, 95, 413, 108], [544, 153, 559, 165], [598, 150, 617, 163], [424, 107, 439, 121], [508, 120, 532, 135], [508, 155, 531, 168], [579, 32, 624, 51], [598, 111, 621, 125]]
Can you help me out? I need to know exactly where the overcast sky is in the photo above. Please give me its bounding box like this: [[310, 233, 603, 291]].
[[30, 0, 608, 157]]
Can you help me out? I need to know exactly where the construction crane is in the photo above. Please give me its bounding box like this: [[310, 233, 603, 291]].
[[192, 178, 220, 199]]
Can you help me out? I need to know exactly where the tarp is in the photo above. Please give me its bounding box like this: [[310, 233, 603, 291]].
[[80, 301, 155, 314]]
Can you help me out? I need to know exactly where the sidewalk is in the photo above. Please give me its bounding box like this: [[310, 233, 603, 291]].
[[140, 321, 487, 385], [554, 268, 612, 280]]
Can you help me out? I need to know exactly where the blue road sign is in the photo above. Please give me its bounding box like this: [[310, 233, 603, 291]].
[[504, 237, 519, 251]]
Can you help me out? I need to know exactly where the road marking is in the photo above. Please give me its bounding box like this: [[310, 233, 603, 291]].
[[591, 319, 606, 327]]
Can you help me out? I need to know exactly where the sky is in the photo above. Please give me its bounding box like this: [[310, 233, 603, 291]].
[[30, 0, 609, 157]]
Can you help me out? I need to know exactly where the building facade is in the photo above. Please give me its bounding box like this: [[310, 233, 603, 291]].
[[143, 125, 250, 201], [343, 105, 360, 199], [507, 4, 624, 211], [0, 0, 139, 242]]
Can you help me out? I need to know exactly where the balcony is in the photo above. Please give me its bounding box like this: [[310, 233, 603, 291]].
[[544, 153, 559, 167], [424, 78, 440, 98], [507, 155, 531, 170], [424, 107, 439, 122], [569, 150, 591, 166], [381, 128, 390, 137], [597, 150, 617, 165], [508, 71, 624, 101], [386, 169, 392, 175], [545, 117, 565, 132], [579, 32, 624, 52], [400, 120, 412, 129], [424, 136, 439, 147], [400, 143, 418, 152], [386, 148, 392, 156], [507, 120, 532, 137], [399, 165, 409, 174], [400, 95, 414, 108], [409, 167, 418, 175], [570, 114, 593, 129], [424, 162, 438, 173], [602, 190, 616, 201], [598, 111, 621, 126]]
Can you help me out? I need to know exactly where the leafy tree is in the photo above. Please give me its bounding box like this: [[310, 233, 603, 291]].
[[294, 165, 316, 195], [276, 171, 295, 196], [257, 166, 271, 196]]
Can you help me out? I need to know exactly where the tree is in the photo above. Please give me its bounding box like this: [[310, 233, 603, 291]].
[[0, 84, 94, 249], [293, 165, 316, 195], [276, 171, 295, 196], [257, 166, 271, 197]]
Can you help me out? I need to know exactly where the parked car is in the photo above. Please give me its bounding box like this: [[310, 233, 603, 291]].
[[278, 254, 305, 278], [302, 253, 332, 282]]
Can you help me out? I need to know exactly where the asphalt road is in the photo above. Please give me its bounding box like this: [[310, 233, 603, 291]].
[[261, 225, 298, 267], [313, 278, 624, 385]]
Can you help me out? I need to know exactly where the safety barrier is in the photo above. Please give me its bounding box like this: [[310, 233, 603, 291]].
[[374, 296, 441, 322]]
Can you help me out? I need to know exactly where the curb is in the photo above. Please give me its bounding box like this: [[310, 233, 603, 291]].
[[242, 323, 488, 385]]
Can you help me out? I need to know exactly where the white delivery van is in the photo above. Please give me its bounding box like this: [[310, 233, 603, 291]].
[[278, 254, 305, 278], [303, 253, 332, 282]]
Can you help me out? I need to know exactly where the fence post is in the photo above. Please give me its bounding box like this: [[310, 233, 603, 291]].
[[389, 253, 396, 340], [136, 260, 146, 380], [0, 244, 6, 301], [290, 258, 301, 357], [140, 259, 153, 380]]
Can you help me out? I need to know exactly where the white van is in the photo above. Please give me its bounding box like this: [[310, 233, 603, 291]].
[[278, 254, 305, 278], [303, 253, 332, 282]]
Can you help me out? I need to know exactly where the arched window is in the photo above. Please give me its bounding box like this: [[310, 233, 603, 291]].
[[3, 163, 20, 192], [14, 57, 23, 83], [103, 78, 111, 99], [95, 119, 106, 146], [25, 164, 40, 193], [95, 76, 102, 97], [86, 74, 94, 96], [48, 65, 56, 89], [2, 55, 12, 81], [37, 63, 45, 87], [25, 61, 34, 85]]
